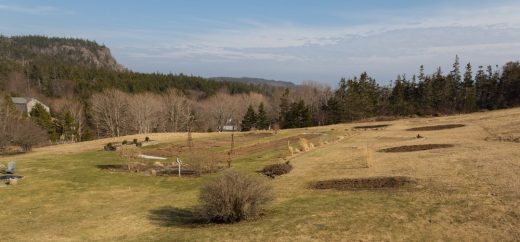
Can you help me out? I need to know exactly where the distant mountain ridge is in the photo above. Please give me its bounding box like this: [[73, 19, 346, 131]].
[[210, 77, 295, 87], [0, 35, 124, 71]]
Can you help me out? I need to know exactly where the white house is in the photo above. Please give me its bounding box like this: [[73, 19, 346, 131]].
[[222, 119, 239, 132], [11, 97, 50, 116]]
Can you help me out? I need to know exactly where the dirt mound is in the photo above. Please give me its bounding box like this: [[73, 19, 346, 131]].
[[379, 144, 453, 153], [260, 162, 293, 178], [353, 124, 390, 130], [310, 176, 414, 190], [407, 124, 465, 131]]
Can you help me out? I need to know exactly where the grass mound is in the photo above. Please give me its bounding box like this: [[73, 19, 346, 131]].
[[260, 162, 293, 178], [407, 124, 465, 131], [310, 176, 414, 190], [353, 124, 390, 130], [379, 144, 454, 153]]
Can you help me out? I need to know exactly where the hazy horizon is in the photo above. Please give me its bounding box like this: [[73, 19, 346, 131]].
[[2, 0, 520, 85]]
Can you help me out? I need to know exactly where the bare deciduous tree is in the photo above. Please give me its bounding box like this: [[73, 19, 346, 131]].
[[90, 89, 129, 137], [127, 93, 161, 134], [0, 94, 48, 151], [161, 89, 191, 132]]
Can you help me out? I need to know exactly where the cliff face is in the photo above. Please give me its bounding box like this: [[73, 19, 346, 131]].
[[0, 35, 124, 71]]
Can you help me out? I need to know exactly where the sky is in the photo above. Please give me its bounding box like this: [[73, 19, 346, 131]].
[[1, 0, 520, 85]]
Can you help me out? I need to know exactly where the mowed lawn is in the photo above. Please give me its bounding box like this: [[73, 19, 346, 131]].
[[1, 109, 520, 241]]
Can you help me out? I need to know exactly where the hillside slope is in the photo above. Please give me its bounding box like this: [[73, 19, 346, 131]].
[[1, 108, 519, 241], [0, 35, 124, 71]]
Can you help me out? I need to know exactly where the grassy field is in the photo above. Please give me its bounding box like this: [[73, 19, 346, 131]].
[[1, 108, 520, 241]]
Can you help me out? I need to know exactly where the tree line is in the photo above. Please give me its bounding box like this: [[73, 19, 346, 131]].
[[1, 53, 519, 151], [321, 57, 520, 123]]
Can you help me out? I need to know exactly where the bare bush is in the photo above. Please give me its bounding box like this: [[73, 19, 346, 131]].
[[298, 138, 311, 152], [117, 145, 141, 162], [11, 119, 48, 152], [183, 151, 219, 176], [198, 170, 272, 223]]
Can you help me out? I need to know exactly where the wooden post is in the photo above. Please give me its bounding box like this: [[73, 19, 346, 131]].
[[187, 131, 193, 150], [176, 157, 182, 177], [227, 134, 234, 168]]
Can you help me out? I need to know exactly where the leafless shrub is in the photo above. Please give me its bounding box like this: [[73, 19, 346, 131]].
[[117, 145, 141, 162], [287, 141, 294, 157], [183, 151, 220, 176], [298, 138, 311, 152], [198, 170, 272, 223], [11, 119, 48, 152]]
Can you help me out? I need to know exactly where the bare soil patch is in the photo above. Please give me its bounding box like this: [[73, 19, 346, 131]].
[[485, 136, 520, 143], [310, 176, 415, 190], [406, 124, 465, 131], [353, 124, 390, 130], [379, 144, 454, 153], [97, 162, 224, 176]]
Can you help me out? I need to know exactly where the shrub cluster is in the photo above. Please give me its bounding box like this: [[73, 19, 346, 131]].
[[104, 142, 116, 151], [198, 170, 272, 223]]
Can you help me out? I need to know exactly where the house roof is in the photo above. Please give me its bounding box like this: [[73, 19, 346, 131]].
[[11, 97, 29, 104]]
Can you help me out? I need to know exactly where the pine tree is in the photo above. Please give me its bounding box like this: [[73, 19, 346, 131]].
[[30, 103, 57, 141], [449, 55, 462, 112], [475, 66, 487, 109], [241, 105, 257, 131], [462, 63, 477, 112], [61, 111, 76, 141], [279, 88, 290, 126], [256, 102, 269, 130]]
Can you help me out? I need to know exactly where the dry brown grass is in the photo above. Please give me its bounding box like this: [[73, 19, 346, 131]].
[[2, 108, 520, 241]]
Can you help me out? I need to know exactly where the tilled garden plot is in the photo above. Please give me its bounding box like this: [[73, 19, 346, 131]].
[[310, 176, 415, 190], [406, 124, 465, 131], [379, 144, 454, 153]]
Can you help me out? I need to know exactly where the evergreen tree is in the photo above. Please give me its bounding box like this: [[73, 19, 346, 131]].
[[59, 111, 76, 141], [256, 102, 269, 130], [462, 63, 477, 112], [279, 88, 290, 125], [449, 55, 462, 112], [30, 103, 57, 141], [501, 62, 520, 106], [241, 105, 257, 131]]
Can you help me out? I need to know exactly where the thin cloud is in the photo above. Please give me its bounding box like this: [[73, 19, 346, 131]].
[[0, 4, 73, 15]]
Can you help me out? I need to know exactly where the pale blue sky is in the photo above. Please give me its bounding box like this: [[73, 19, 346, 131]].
[[1, 0, 520, 85]]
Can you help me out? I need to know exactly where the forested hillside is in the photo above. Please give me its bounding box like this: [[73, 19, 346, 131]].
[[1, 35, 519, 153], [0, 35, 269, 99]]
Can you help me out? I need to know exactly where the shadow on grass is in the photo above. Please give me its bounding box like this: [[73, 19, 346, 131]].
[[148, 206, 206, 228]]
